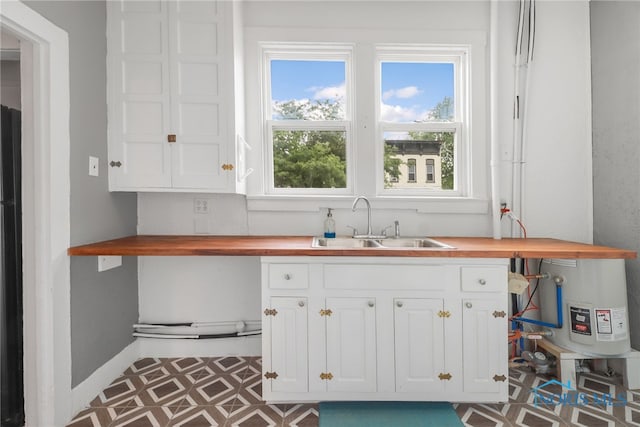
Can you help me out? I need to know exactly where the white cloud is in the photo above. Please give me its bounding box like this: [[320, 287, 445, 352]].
[[380, 102, 429, 123], [382, 86, 422, 101], [310, 83, 346, 100]]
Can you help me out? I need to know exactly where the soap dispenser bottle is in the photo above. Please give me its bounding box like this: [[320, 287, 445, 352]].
[[324, 208, 336, 238]]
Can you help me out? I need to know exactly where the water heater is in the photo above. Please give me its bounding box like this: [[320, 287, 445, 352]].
[[538, 258, 631, 356]]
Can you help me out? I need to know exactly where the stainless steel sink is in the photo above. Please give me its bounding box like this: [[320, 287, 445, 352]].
[[312, 237, 383, 248], [375, 237, 455, 249], [311, 236, 455, 249]]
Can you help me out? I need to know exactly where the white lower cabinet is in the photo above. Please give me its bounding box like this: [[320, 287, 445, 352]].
[[263, 297, 308, 394], [261, 257, 509, 403], [394, 298, 445, 393], [462, 298, 509, 393], [324, 297, 377, 393]]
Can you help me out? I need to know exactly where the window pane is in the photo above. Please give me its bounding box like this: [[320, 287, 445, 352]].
[[271, 60, 345, 120], [380, 62, 454, 123], [407, 159, 416, 182], [273, 129, 346, 188], [426, 159, 435, 183], [383, 131, 454, 190]]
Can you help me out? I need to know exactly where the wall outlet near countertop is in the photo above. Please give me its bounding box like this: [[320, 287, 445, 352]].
[[194, 198, 211, 214]]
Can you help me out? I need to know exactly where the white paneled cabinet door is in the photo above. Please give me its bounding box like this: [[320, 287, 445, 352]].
[[265, 297, 308, 393], [168, 1, 226, 189], [108, 0, 242, 191], [394, 298, 445, 393], [108, 0, 172, 188], [461, 298, 508, 393], [324, 298, 377, 393]]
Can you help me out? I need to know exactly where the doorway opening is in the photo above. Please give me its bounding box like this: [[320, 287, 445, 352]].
[[1, 35, 24, 424], [0, 2, 72, 425]]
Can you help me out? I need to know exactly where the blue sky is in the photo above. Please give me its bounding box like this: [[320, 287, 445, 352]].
[[270, 59, 454, 122]]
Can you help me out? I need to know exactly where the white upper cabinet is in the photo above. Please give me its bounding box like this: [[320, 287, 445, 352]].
[[107, 0, 247, 192]]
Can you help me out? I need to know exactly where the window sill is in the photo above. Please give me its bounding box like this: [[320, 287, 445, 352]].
[[246, 195, 489, 214]]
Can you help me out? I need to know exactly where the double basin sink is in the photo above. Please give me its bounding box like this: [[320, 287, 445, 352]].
[[312, 236, 455, 249]]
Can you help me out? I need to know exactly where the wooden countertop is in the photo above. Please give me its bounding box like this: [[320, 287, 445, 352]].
[[67, 235, 636, 259]]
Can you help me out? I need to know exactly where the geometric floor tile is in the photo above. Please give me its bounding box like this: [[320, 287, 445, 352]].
[[283, 404, 319, 427], [226, 404, 287, 427], [67, 357, 635, 427], [66, 407, 120, 427], [166, 406, 228, 427]]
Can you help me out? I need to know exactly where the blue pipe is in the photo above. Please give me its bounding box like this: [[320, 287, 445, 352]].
[[513, 283, 563, 329]]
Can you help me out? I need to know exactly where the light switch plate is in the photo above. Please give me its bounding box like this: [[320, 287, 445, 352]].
[[98, 255, 122, 272], [89, 156, 99, 176]]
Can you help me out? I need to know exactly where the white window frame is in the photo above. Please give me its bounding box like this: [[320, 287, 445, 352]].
[[244, 27, 488, 214], [261, 43, 354, 195], [375, 46, 469, 197]]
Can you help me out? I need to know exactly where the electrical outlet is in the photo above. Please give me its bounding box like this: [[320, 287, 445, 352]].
[[194, 198, 210, 214], [89, 156, 99, 177]]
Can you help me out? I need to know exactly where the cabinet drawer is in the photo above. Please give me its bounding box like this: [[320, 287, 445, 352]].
[[461, 266, 506, 292], [268, 264, 309, 289]]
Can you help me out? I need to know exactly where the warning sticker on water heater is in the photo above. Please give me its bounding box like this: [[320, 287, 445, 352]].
[[595, 308, 628, 341], [570, 306, 592, 336]]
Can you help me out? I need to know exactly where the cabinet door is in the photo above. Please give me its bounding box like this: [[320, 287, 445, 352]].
[[264, 297, 308, 393], [324, 297, 377, 393], [462, 298, 508, 393], [107, 0, 172, 189], [168, 0, 228, 189], [394, 298, 445, 393]]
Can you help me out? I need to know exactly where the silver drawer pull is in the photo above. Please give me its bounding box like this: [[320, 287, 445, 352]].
[[465, 302, 473, 309], [396, 301, 403, 308], [368, 301, 375, 308], [298, 300, 305, 307], [478, 279, 487, 285], [284, 274, 292, 280]]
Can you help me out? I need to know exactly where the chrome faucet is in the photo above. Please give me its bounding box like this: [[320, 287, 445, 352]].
[[351, 195, 373, 237]]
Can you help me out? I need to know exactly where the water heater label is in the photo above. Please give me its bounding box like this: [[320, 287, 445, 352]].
[[595, 308, 628, 342], [570, 306, 592, 336]]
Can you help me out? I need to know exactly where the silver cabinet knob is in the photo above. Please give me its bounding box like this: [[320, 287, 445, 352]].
[[298, 300, 305, 307], [284, 274, 291, 280], [368, 300, 375, 307], [465, 302, 473, 308], [396, 301, 403, 308], [478, 279, 487, 285]]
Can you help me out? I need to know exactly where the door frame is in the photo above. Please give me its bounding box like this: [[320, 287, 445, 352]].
[[0, 1, 71, 425]]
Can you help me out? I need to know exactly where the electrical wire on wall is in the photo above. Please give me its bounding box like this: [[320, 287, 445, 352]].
[[511, 0, 536, 238], [507, 259, 544, 358], [501, 204, 546, 358]]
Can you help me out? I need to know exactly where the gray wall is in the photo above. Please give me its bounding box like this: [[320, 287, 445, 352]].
[[591, 1, 640, 349], [23, 1, 138, 386]]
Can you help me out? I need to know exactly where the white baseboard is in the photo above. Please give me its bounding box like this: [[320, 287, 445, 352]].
[[71, 341, 139, 414], [137, 335, 261, 358]]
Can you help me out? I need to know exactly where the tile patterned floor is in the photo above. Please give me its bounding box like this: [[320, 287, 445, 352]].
[[67, 357, 639, 427], [455, 367, 640, 426]]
